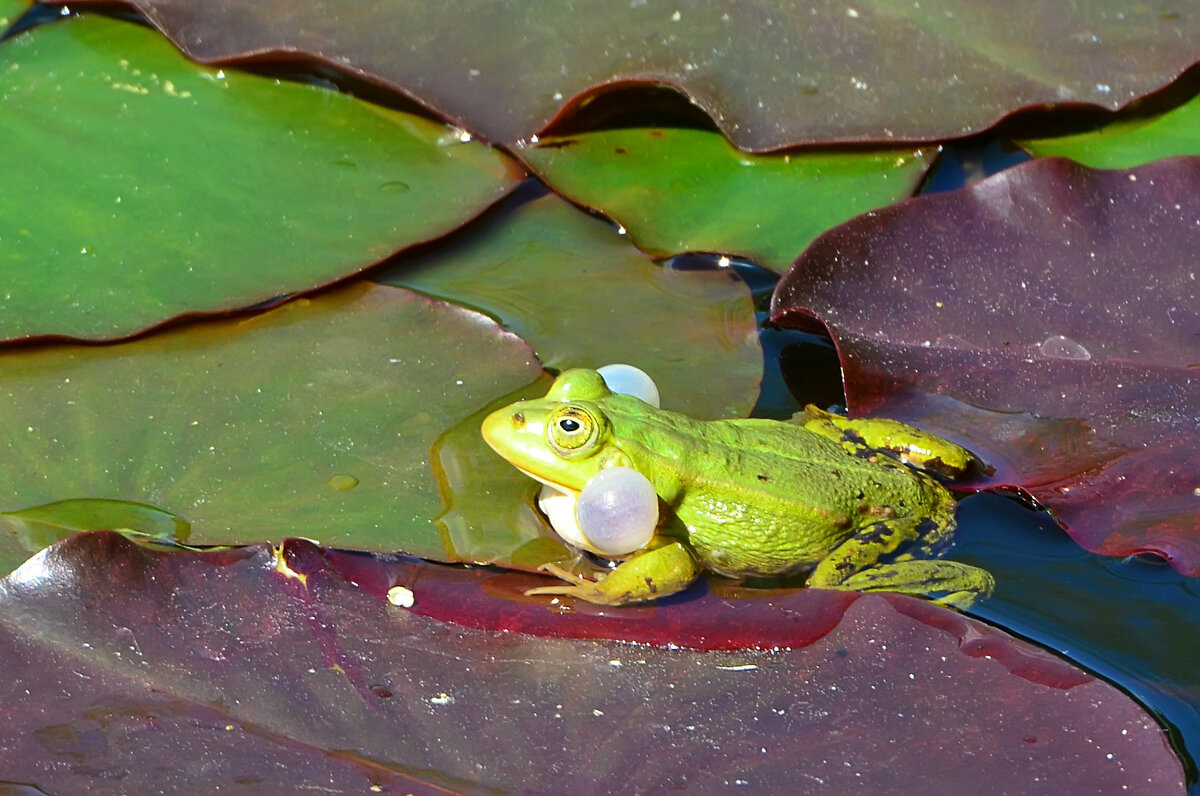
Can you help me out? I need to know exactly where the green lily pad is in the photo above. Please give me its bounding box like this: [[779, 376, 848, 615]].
[[383, 192, 762, 420], [429, 373, 570, 566], [2, 497, 190, 546], [1019, 94, 1200, 168], [0, 498, 191, 575], [0, 1, 27, 31], [0, 281, 540, 573], [0, 14, 521, 342], [523, 130, 934, 271]]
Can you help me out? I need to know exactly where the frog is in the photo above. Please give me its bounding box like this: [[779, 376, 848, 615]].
[[481, 367, 994, 608]]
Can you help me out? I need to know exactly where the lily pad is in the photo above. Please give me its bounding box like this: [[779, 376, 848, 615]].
[[383, 191, 762, 420], [0, 13, 521, 342], [2, 497, 189, 546], [771, 157, 1200, 574], [0, 531, 1183, 791], [0, 281, 540, 572], [429, 372, 575, 567], [522, 129, 934, 272], [55, 0, 1200, 150], [0, 1, 26, 31], [1020, 92, 1200, 168]]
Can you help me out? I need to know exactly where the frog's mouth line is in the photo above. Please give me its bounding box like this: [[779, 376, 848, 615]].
[[512, 464, 578, 498]]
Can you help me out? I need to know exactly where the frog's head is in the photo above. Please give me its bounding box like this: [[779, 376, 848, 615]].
[[481, 369, 634, 493]]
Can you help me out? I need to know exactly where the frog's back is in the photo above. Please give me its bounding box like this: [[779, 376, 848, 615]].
[[622, 414, 953, 578]]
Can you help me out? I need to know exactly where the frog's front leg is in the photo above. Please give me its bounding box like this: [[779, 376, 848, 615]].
[[525, 537, 700, 606], [801, 405, 985, 479], [807, 516, 995, 608]]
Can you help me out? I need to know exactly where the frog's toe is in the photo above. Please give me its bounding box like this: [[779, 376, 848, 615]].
[[933, 590, 984, 610], [524, 563, 613, 604]]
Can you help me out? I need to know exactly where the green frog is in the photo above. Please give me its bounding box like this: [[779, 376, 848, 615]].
[[481, 367, 994, 607]]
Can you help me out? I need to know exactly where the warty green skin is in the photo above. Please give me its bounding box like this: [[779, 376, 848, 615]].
[[481, 368, 991, 605], [595, 398, 957, 577]]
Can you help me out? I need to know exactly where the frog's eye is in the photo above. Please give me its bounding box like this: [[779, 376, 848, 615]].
[[547, 404, 601, 456]]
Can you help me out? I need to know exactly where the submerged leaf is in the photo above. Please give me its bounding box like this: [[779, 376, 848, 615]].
[[0, 532, 1183, 792], [772, 157, 1200, 574], [53, 0, 1200, 150], [0, 282, 540, 571], [429, 373, 573, 568], [523, 130, 933, 271], [0, 14, 521, 342]]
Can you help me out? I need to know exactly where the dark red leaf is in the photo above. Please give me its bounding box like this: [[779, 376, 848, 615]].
[[772, 157, 1200, 573], [0, 532, 1183, 791], [51, 0, 1200, 150]]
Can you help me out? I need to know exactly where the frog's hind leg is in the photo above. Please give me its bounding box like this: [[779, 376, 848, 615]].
[[834, 559, 995, 608], [799, 405, 984, 479], [806, 514, 994, 607]]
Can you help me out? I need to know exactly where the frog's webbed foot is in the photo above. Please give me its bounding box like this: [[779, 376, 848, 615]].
[[524, 563, 623, 606], [524, 539, 700, 606], [799, 405, 989, 480]]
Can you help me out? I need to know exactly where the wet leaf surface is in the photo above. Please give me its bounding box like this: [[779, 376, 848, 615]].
[[0, 532, 1184, 793], [1020, 92, 1200, 168], [54, 1, 1200, 151], [428, 373, 573, 568], [522, 129, 933, 271], [0, 14, 521, 342], [382, 190, 762, 420], [0, 1, 26, 29], [772, 157, 1200, 573], [0, 282, 540, 572], [2, 498, 190, 557]]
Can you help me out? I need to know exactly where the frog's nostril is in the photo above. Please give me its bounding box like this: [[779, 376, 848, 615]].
[[512, 411, 526, 428]]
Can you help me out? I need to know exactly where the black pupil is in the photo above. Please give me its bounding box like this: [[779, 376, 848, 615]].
[[559, 418, 581, 432]]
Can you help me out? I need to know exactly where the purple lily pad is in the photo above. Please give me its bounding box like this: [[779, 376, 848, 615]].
[[52, 0, 1200, 150], [0, 532, 1183, 791], [771, 157, 1200, 573]]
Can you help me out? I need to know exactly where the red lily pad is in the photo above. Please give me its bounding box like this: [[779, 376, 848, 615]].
[[0, 14, 521, 342], [0, 531, 1183, 791], [771, 157, 1200, 574], [53, 0, 1200, 150], [0, 281, 540, 574]]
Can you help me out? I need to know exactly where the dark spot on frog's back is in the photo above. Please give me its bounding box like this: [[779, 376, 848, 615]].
[[756, 473, 770, 482]]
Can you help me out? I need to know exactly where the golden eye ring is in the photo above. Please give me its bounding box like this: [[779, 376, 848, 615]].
[[548, 404, 600, 456]]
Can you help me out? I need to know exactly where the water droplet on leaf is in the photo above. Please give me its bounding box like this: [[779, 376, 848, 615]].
[[1037, 335, 1091, 361], [327, 474, 359, 490]]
